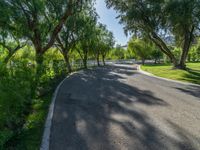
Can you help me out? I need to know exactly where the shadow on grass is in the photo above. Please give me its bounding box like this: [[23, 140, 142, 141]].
[[181, 68, 200, 85], [142, 63, 172, 67], [50, 65, 199, 150]]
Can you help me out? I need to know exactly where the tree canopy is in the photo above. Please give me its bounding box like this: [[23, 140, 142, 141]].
[[106, 0, 200, 69]]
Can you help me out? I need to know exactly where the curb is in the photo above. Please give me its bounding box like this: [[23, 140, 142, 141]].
[[40, 72, 78, 150], [137, 65, 200, 87]]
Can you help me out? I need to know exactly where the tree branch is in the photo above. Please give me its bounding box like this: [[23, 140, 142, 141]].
[[43, 0, 73, 52]]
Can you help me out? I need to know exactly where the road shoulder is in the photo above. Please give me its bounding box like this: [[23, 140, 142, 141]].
[[40, 71, 82, 150]]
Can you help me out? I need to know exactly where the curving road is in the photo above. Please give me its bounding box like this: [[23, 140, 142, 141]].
[[50, 64, 200, 150]]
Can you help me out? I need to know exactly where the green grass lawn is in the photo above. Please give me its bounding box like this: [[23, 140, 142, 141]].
[[141, 63, 200, 85]]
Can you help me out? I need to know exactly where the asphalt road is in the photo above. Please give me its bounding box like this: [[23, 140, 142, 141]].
[[50, 64, 200, 150]]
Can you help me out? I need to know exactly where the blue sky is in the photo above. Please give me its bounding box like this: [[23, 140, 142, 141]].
[[95, 0, 131, 46]]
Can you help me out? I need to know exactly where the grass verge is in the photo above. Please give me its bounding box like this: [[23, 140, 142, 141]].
[[141, 63, 200, 85]]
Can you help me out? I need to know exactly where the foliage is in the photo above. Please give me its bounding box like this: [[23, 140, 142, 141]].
[[128, 38, 153, 64], [172, 47, 181, 60], [188, 39, 200, 62], [105, 0, 200, 68], [125, 47, 135, 59], [108, 46, 126, 60], [151, 48, 163, 64], [0, 48, 34, 149], [93, 23, 115, 65], [0, 1, 116, 148], [56, 1, 96, 71], [0, 47, 65, 149]]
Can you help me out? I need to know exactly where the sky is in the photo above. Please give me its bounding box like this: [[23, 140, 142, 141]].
[[95, 0, 131, 46]]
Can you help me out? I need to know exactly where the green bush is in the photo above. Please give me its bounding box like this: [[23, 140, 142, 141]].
[[0, 59, 34, 148], [0, 47, 66, 149]]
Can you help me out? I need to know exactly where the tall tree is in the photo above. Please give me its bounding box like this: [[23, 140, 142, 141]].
[[1, 0, 87, 78], [105, 0, 179, 67], [91, 23, 114, 66], [0, 1, 25, 64], [128, 38, 152, 65], [165, 0, 200, 69], [98, 25, 115, 65], [56, 1, 95, 72], [106, 0, 200, 69], [76, 12, 98, 69]]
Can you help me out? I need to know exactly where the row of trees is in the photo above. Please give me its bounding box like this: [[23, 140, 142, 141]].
[[128, 37, 200, 65], [0, 0, 114, 80], [0, 1, 115, 148], [106, 0, 200, 69]]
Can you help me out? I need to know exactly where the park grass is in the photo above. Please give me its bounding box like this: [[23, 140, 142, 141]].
[[141, 62, 200, 85]]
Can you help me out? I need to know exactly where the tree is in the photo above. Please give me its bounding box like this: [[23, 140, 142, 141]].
[[0, 2, 26, 64], [76, 12, 98, 69], [89, 25, 101, 66], [0, 0, 88, 80], [105, 0, 200, 69], [151, 48, 163, 64], [188, 39, 200, 62], [100, 34, 115, 65], [128, 38, 152, 65], [108, 46, 126, 60], [56, 1, 95, 72], [165, 0, 200, 69], [0, 31, 26, 64], [94, 24, 115, 66], [106, 0, 178, 67]]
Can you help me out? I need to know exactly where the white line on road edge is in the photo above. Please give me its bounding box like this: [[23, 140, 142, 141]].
[[40, 72, 79, 150], [137, 65, 200, 87]]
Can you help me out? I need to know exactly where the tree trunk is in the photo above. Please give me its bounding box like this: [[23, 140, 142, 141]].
[[149, 32, 178, 67], [142, 58, 145, 65], [102, 55, 106, 66], [64, 53, 72, 73], [83, 52, 88, 69], [30, 51, 44, 97], [178, 26, 194, 70], [178, 51, 188, 70], [2, 45, 23, 64], [3, 53, 12, 64], [96, 52, 100, 66], [83, 58, 87, 69], [154, 59, 157, 64], [35, 52, 44, 83]]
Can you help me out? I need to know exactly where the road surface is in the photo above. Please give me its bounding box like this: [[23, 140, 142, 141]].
[[50, 64, 200, 150]]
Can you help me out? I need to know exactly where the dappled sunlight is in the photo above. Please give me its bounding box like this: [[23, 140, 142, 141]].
[[50, 65, 199, 150], [1, 0, 200, 149]]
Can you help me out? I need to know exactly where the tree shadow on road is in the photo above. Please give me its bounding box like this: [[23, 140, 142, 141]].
[[174, 86, 200, 100], [50, 65, 199, 150]]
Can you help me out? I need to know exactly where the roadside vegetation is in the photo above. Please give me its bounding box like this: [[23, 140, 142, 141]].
[[106, 0, 200, 84], [128, 37, 200, 84], [0, 1, 115, 149], [1, 0, 200, 149], [107, 0, 200, 69]]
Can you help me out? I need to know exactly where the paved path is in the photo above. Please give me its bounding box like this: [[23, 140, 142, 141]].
[[50, 64, 200, 150]]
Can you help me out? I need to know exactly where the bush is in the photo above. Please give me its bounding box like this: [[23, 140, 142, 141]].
[[0, 47, 66, 149], [0, 58, 34, 148]]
